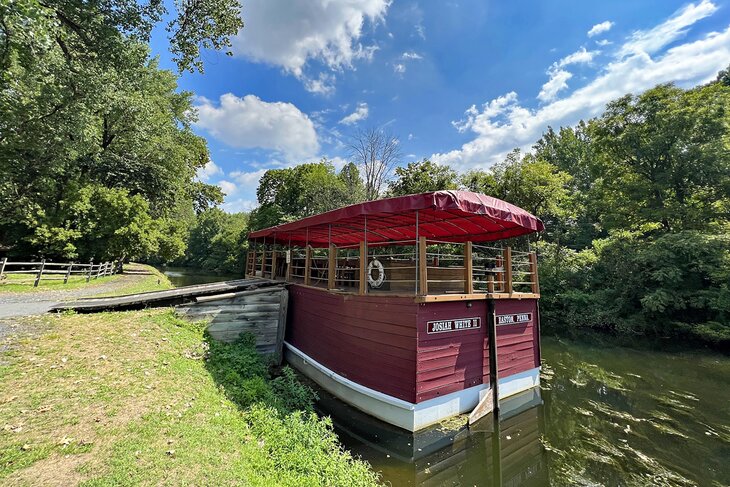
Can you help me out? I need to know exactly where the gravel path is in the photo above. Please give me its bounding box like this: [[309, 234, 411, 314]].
[[0, 267, 155, 354]]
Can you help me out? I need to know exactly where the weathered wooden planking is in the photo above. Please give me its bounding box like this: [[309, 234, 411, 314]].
[[176, 287, 289, 357], [51, 278, 279, 312]]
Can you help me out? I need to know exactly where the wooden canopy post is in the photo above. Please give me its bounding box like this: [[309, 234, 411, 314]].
[[328, 244, 336, 290], [494, 255, 503, 292], [249, 242, 257, 277], [358, 241, 367, 295], [464, 241, 474, 294], [418, 236, 428, 296], [259, 240, 266, 277], [303, 245, 312, 286], [271, 246, 278, 280], [285, 248, 292, 282], [529, 251, 540, 294], [504, 246, 513, 295]]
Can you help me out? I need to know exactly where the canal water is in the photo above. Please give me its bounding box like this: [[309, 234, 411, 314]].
[[326, 336, 730, 486], [158, 266, 241, 287]]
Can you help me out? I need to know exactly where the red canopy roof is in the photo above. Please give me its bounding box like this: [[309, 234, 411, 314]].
[[248, 190, 543, 247]]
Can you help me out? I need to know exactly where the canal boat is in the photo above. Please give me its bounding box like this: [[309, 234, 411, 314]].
[[245, 190, 543, 431]]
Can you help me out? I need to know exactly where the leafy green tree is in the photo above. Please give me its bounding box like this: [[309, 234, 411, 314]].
[[250, 160, 364, 231], [589, 83, 730, 233], [185, 208, 248, 273], [0, 0, 237, 258], [388, 159, 458, 196], [28, 185, 159, 261]]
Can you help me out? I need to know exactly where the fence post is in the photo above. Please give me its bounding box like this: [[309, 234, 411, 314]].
[[0, 257, 6, 280], [34, 259, 46, 287], [87, 259, 93, 282], [95, 261, 102, 279], [64, 262, 73, 284]]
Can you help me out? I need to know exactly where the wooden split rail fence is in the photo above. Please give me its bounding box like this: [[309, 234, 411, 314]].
[[0, 258, 122, 287]]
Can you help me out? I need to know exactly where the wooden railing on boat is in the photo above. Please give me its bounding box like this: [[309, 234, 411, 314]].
[[245, 238, 539, 302]]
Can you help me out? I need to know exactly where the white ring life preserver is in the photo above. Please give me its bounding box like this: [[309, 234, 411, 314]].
[[367, 259, 385, 288]]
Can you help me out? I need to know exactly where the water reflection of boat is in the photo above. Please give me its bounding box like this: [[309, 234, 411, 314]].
[[315, 383, 548, 486]]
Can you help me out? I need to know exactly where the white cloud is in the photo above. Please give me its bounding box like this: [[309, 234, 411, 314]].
[[339, 102, 369, 125], [619, 0, 717, 57], [538, 69, 573, 102], [303, 72, 336, 96], [588, 21, 614, 37], [230, 168, 268, 189], [194, 94, 319, 160], [537, 48, 598, 102], [596, 39, 613, 46], [222, 199, 258, 213], [218, 180, 238, 196], [196, 160, 223, 181], [394, 63, 406, 74], [402, 51, 423, 60], [557, 47, 598, 67], [231, 0, 389, 92], [432, 1, 730, 171]]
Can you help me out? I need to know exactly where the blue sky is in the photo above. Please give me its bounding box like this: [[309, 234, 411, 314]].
[[149, 0, 730, 212]]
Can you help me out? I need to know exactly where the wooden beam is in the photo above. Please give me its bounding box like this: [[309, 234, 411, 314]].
[[487, 274, 495, 294], [259, 247, 266, 277], [468, 389, 494, 426], [495, 255, 504, 292], [464, 241, 474, 294], [275, 289, 289, 366], [271, 249, 278, 279], [487, 299, 500, 414], [250, 244, 257, 278], [529, 251, 540, 294], [504, 246, 512, 295], [328, 244, 336, 290], [358, 241, 367, 294], [304, 245, 312, 286], [418, 236, 428, 296], [285, 249, 292, 282]]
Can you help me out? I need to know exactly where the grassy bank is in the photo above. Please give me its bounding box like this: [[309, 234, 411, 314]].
[[0, 309, 378, 485]]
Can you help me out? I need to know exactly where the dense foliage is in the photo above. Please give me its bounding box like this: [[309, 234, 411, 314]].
[[0, 0, 238, 261]]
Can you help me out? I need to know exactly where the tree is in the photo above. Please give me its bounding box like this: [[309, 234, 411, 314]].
[[250, 160, 364, 231], [28, 185, 160, 261], [0, 1, 237, 258], [388, 159, 458, 196], [589, 83, 730, 233], [349, 127, 402, 200]]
